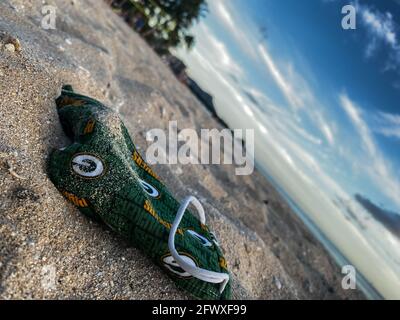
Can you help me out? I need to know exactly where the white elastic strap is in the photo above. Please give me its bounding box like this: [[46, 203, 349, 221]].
[[168, 196, 229, 294]]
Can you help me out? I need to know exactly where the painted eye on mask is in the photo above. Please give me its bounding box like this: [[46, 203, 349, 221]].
[[71, 154, 104, 178], [139, 179, 160, 198]]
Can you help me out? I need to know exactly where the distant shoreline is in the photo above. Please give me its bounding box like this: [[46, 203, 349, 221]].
[[254, 160, 382, 300]]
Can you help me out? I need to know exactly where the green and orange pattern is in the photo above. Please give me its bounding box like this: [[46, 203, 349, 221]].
[[47, 85, 231, 300]]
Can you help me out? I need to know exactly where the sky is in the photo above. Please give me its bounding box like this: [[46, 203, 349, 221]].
[[174, 0, 400, 298]]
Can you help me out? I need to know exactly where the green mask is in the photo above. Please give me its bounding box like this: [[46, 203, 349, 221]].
[[47, 85, 231, 300]]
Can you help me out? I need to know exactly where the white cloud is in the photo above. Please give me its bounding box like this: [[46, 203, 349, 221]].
[[289, 121, 323, 145], [195, 1, 337, 148], [215, 0, 235, 29], [374, 111, 400, 139], [242, 103, 254, 117], [379, 111, 400, 125], [258, 44, 335, 146], [358, 4, 400, 69], [184, 37, 340, 189], [362, 9, 397, 47], [185, 44, 255, 119], [195, 24, 243, 76], [339, 94, 400, 207], [258, 44, 305, 110], [209, 0, 258, 58], [340, 94, 376, 155], [314, 110, 335, 146]]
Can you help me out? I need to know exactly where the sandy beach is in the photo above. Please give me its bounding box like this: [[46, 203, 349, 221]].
[[0, 0, 364, 299]]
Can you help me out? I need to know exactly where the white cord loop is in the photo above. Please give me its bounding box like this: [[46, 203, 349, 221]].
[[168, 196, 230, 294]]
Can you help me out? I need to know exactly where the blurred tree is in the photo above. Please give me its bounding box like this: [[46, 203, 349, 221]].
[[108, 0, 208, 54]]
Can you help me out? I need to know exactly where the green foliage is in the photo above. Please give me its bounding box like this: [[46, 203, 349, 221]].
[[109, 0, 208, 54]]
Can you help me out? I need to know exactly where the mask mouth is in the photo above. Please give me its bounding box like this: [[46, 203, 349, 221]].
[[168, 196, 230, 294]]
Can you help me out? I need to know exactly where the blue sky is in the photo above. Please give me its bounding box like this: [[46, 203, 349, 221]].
[[175, 0, 400, 298]]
